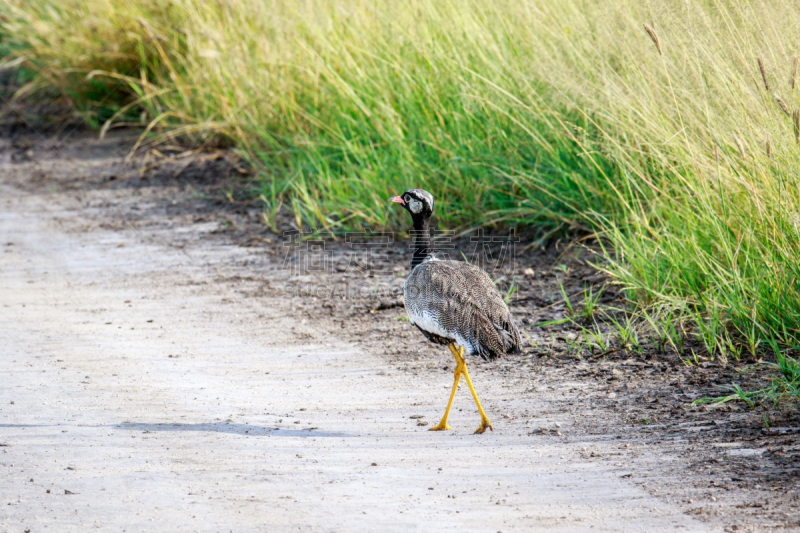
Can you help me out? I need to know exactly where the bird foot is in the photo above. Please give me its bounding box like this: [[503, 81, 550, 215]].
[[474, 419, 493, 434], [429, 422, 451, 431]]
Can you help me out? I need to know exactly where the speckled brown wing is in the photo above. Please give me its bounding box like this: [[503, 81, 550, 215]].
[[404, 259, 521, 360]]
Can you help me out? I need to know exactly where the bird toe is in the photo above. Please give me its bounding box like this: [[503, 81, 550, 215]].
[[474, 421, 493, 434]]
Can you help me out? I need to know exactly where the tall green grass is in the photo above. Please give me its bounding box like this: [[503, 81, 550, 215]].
[[3, 0, 800, 386], [0, 0, 643, 228]]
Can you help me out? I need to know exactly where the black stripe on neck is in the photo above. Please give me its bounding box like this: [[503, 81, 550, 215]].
[[410, 215, 431, 269]]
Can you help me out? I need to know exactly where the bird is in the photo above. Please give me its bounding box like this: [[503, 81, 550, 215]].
[[390, 189, 521, 434]]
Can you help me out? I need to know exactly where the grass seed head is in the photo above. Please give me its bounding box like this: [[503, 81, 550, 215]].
[[758, 57, 770, 90], [793, 110, 800, 144], [774, 93, 791, 117], [733, 135, 745, 158], [792, 56, 798, 89], [643, 23, 662, 56]]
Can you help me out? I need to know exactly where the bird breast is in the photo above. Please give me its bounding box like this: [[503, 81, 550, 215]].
[[403, 261, 474, 353]]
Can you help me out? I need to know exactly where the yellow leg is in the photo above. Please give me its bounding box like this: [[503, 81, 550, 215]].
[[429, 344, 465, 431], [429, 344, 493, 434], [456, 346, 493, 434]]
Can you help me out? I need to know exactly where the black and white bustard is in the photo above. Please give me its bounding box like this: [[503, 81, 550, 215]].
[[390, 189, 521, 433]]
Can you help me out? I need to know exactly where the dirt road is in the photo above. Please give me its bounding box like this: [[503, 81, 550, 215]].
[[0, 131, 793, 532]]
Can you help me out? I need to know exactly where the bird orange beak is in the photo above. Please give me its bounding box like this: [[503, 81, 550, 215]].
[[389, 196, 405, 206]]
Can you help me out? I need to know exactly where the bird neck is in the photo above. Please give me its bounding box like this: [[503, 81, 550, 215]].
[[411, 214, 432, 269]]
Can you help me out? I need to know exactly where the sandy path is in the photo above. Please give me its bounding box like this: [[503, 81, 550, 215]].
[[0, 177, 721, 532]]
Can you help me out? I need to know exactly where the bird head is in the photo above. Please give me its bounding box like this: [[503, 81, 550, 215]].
[[389, 189, 434, 220]]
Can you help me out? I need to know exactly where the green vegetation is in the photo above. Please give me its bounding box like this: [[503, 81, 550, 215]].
[[2, 0, 800, 403]]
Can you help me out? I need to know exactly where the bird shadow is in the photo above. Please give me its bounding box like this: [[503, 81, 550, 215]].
[[116, 422, 351, 438]]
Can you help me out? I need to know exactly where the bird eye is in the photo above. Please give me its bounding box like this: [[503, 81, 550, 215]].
[[404, 195, 410, 202]]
